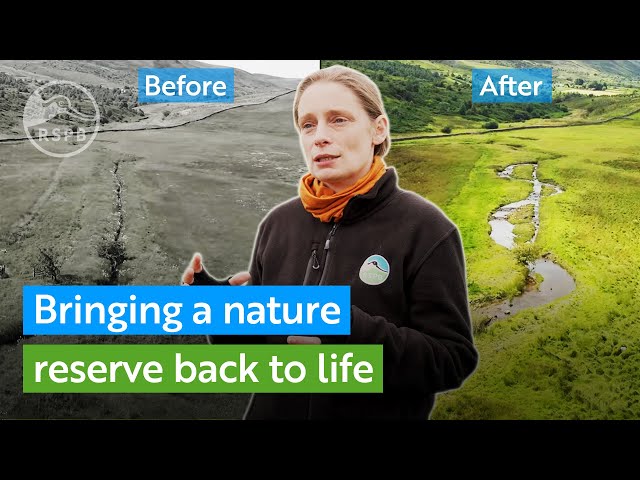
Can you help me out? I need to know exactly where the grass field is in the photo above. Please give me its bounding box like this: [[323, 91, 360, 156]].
[[509, 204, 535, 244], [387, 112, 640, 419], [2, 85, 639, 419], [392, 91, 640, 139], [0, 93, 302, 419]]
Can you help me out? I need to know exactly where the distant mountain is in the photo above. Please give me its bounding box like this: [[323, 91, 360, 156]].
[[578, 60, 640, 79], [322, 60, 570, 134], [433, 60, 640, 84], [0, 60, 298, 138], [251, 73, 301, 90], [0, 60, 295, 95], [321, 60, 640, 135]]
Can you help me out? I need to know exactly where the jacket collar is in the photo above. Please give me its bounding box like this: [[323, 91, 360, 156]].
[[339, 167, 400, 225]]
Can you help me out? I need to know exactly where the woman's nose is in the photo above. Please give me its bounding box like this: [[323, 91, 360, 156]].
[[313, 122, 331, 146]]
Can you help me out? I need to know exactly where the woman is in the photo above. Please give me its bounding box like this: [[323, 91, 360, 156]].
[[182, 65, 478, 420]]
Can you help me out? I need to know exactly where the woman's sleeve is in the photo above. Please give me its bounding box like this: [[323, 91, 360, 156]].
[[206, 222, 267, 346], [248, 220, 265, 288], [348, 227, 479, 395]]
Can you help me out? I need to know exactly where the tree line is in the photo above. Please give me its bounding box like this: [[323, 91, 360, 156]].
[[0, 73, 144, 130], [321, 60, 570, 134]]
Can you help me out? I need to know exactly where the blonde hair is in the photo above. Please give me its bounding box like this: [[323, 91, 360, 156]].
[[293, 64, 391, 158]]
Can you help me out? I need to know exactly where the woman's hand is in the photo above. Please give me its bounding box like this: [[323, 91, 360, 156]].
[[287, 336, 322, 344], [181, 252, 251, 286], [183, 254, 316, 344]]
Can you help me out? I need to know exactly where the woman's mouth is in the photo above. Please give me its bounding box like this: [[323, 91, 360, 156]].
[[314, 154, 340, 165]]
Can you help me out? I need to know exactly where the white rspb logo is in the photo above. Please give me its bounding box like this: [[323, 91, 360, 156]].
[[23, 80, 100, 158]]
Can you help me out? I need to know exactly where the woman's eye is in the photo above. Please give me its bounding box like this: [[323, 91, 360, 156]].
[[302, 123, 314, 130], [334, 117, 347, 124]]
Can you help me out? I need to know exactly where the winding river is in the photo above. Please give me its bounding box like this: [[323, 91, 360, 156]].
[[477, 163, 576, 323]]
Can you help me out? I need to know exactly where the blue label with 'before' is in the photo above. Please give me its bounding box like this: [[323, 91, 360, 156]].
[[138, 68, 234, 103]]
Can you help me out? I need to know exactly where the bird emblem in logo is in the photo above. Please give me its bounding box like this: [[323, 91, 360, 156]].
[[22, 80, 100, 158], [359, 254, 390, 286]]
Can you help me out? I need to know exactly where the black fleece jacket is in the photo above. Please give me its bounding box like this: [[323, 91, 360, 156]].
[[210, 167, 478, 420]]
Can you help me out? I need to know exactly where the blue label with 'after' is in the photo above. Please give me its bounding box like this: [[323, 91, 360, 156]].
[[472, 68, 552, 103]]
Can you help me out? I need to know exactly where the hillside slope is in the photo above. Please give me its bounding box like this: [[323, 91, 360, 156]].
[[0, 60, 296, 138]]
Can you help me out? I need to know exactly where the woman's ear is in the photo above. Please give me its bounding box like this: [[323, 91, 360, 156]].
[[372, 115, 389, 146]]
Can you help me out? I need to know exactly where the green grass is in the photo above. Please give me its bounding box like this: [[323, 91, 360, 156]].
[[559, 92, 640, 120], [508, 204, 534, 223], [389, 136, 534, 304], [511, 164, 534, 180], [533, 272, 544, 287], [513, 223, 535, 244], [508, 204, 535, 244], [389, 115, 640, 419], [387, 142, 480, 207]]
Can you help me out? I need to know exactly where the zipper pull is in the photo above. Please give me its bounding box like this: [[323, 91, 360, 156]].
[[324, 223, 339, 250], [312, 249, 320, 269]]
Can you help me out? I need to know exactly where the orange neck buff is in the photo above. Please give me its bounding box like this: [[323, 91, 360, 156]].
[[299, 155, 387, 223]]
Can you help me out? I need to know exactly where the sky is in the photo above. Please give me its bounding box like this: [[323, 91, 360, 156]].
[[196, 60, 320, 79]]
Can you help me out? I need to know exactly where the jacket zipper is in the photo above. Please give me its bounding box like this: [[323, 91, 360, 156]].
[[302, 244, 321, 285], [318, 222, 339, 285], [307, 222, 338, 419], [302, 223, 339, 285]]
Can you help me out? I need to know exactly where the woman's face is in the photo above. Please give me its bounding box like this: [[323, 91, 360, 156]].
[[297, 81, 387, 193]]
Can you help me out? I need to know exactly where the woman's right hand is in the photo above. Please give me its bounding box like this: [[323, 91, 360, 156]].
[[181, 252, 251, 286]]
